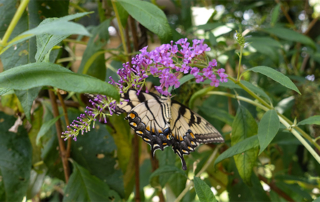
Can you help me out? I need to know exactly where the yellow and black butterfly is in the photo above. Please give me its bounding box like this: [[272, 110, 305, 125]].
[[114, 89, 224, 170]]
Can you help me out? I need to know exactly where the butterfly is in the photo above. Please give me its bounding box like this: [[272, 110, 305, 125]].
[[113, 89, 224, 170]]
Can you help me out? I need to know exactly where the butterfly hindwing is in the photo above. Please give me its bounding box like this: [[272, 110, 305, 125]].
[[115, 89, 172, 155], [170, 101, 224, 170]]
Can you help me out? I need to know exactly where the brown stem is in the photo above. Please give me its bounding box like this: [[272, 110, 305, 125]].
[[57, 92, 72, 158], [258, 175, 294, 202], [125, 21, 132, 63], [304, 16, 319, 35], [48, 89, 70, 182], [150, 156, 165, 202], [275, 0, 295, 27], [126, 16, 141, 202], [129, 16, 139, 51], [133, 135, 140, 202]]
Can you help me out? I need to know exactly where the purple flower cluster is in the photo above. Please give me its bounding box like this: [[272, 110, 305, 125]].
[[109, 38, 228, 96], [63, 38, 228, 141], [61, 95, 116, 141]]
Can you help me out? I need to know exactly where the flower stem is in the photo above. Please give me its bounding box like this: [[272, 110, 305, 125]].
[[111, 0, 128, 56], [0, 0, 30, 52], [206, 91, 320, 165], [237, 46, 243, 81]]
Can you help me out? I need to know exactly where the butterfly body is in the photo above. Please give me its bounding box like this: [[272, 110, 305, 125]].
[[114, 89, 224, 170]]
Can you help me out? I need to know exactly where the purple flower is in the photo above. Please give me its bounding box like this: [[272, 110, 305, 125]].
[[217, 68, 225, 75], [190, 67, 199, 76], [220, 73, 228, 82], [209, 59, 217, 67], [180, 64, 190, 74], [195, 74, 204, 83], [150, 66, 158, 75], [210, 79, 220, 87]]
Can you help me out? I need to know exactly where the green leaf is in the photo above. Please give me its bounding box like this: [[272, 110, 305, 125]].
[[0, 88, 13, 95], [231, 106, 259, 185], [264, 27, 316, 49], [193, 177, 217, 202], [214, 136, 259, 166], [0, 112, 32, 202], [69, 109, 124, 197], [78, 19, 111, 80], [246, 37, 282, 61], [258, 110, 280, 154], [228, 170, 270, 201], [36, 114, 63, 145], [0, 62, 119, 100], [15, 87, 42, 120], [117, 0, 172, 43], [271, 4, 281, 26], [63, 161, 121, 202], [248, 66, 301, 94], [167, 171, 188, 197], [149, 165, 186, 185], [35, 19, 69, 62], [2, 12, 91, 55], [198, 106, 234, 126], [246, 37, 282, 48], [298, 115, 320, 125], [156, 147, 177, 187], [240, 80, 272, 104]]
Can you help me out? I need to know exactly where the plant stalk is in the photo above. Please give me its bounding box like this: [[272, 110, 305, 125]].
[[0, 0, 30, 52], [57, 92, 72, 158], [111, 0, 128, 55], [49, 89, 70, 182]]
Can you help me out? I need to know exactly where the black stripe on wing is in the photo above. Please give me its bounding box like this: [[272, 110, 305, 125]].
[[114, 89, 159, 115], [125, 111, 172, 155]]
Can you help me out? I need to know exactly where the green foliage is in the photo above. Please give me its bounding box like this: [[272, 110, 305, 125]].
[[194, 177, 217, 202], [117, 0, 172, 43], [258, 110, 280, 154], [248, 66, 301, 94], [0, 112, 32, 202], [0, 62, 119, 100], [231, 106, 259, 185], [63, 161, 121, 202]]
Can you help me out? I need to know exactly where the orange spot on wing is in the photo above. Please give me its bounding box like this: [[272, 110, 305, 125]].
[[152, 128, 155, 133], [158, 129, 162, 133], [163, 143, 167, 145], [146, 126, 150, 131], [166, 135, 170, 140], [190, 132, 195, 138], [129, 113, 135, 119], [179, 136, 183, 141]]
